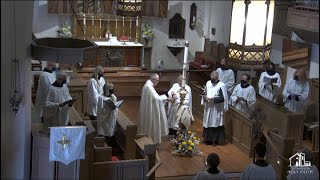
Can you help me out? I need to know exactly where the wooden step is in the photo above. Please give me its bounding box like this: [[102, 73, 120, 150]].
[[79, 66, 142, 73]]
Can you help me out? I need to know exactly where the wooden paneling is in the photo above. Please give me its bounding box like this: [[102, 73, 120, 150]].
[[125, 48, 141, 67], [287, 7, 319, 32], [142, 0, 168, 18], [203, 38, 211, 57], [273, 2, 292, 37], [282, 46, 310, 70], [310, 78, 319, 103]]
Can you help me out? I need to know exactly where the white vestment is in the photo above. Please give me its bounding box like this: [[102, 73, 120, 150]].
[[258, 71, 281, 102], [287, 165, 319, 180], [282, 78, 309, 113], [202, 81, 228, 128], [216, 68, 235, 100], [193, 171, 226, 180], [231, 84, 256, 116], [43, 84, 72, 127], [97, 94, 118, 136], [138, 80, 168, 144], [87, 77, 106, 116], [167, 83, 192, 129], [35, 71, 56, 117], [240, 163, 276, 180]]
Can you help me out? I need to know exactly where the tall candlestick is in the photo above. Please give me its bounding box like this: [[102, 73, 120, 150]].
[[123, 16, 124, 27], [83, 13, 86, 26], [92, 15, 94, 26], [182, 41, 189, 88], [116, 18, 117, 30], [136, 16, 138, 26], [99, 18, 101, 29], [107, 15, 110, 28], [129, 19, 132, 39]]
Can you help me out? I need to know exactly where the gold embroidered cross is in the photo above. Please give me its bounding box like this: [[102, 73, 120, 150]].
[[57, 134, 71, 150]]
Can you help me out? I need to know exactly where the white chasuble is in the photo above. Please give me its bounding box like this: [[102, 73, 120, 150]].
[[230, 84, 256, 117], [138, 80, 168, 144], [258, 71, 281, 102], [216, 68, 235, 94], [49, 126, 86, 165], [202, 81, 228, 128], [87, 77, 106, 116], [282, 78, 309, 113]]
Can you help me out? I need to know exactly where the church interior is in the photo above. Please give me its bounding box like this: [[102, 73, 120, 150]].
[[1, 0, 319, 179]]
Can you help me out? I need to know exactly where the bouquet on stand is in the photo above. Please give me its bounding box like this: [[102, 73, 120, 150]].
[[57, 23, 72, 38], [171, 129, 201, 157]]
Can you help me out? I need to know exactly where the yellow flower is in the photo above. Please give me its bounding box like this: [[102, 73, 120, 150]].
[[191, 143, 194, 146], [188, 146, 193, 150], [182, 142, 186, 145], [178, 138, 181, 141], [188, 140, 193, 144], [188, 131, 191, 134], [193, 136, 197, 140]]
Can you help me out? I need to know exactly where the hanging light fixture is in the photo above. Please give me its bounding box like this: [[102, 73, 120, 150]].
[[116, 0, 142, 17], [227, 0, 275, 70], [9, 1, 23, 115]]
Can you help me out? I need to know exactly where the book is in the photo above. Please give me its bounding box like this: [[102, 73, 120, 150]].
[[105, 99, 124, 110], [263, 76, 278, 84], [61, 98, 78, 106]]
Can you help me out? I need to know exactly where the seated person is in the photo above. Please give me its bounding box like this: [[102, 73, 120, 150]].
[[241, 142, 276, 180], [193, 153, 226, 180], [97, 82, 118, 146]]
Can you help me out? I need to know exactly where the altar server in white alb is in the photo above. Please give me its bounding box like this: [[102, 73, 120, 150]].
[[35, 61, 57, 122], [138, 73, 168, 144], [97, 82, 118, 146], [282, 69, 309, 113], [87, 65, 106, 120], [230, 73, 256, 116], [43, 71, 73, 128], [167, 75, 192, 134], [202, 71, 228, 146], [258, 62, 281, 102], [216, 59, 235, 103]]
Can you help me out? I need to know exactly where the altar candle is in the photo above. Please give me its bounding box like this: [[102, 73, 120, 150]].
[[116, 18, 117, 30], [182, 41, 189, 88], [136, 16, 138, 26], [99, 18, 101, 29], [123, 16, 124, 27], [83, 13, 86, 26], [92, 15, 94, 26]]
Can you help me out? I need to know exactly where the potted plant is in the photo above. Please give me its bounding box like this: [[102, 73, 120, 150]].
[[57, 23, 72, 38], [142, 24, 155, 47]]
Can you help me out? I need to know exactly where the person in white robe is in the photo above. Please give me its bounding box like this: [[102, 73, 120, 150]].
[[97, 82, 118, 146], [287, 148, 319, 180], [43, 71, 73, 131], [138, 73, 168, 144], [282, 69, 309, 113], [216, 59, 235, 104], [87, 65, 106, 120], [241, 142, 276, 180], [202, 71, 228, 146], [193, 153, 226, 180], [167, 75, 192, 135], [35, 61, 57, 122], [258, 62, 281, 103], [231, 73, 256, 117]]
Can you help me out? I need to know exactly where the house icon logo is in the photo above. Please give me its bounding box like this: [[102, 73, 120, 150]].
[[289, 152, 312, 167]]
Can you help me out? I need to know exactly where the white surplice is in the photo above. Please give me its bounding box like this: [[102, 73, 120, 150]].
[[97, 94, 118, 136], [35, 71, 56, 117], [216, 68, 235, 97], [167, 83, 192, 129], [282, 78, 309, 113], [230, 84, 256, 116], [240, 163, 276, 180], [193, 170, 226, 180], [258, 71, 281, 102], [87, 77, 106, 116], [43, 84, 72, 127], [138, 80, 168, 144], [202, 81, 228, 128]]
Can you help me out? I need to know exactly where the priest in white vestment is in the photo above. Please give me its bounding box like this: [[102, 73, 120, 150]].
[[216, 59, 235, 104], [282, 69, 309, 113], [43, 71, 73, 129], [97, 82, 118, 146], [35, 61, 57, 122], [231, 73, 256, 117], [87, 65, 106, 120], [202, 71, 228, 146], [167, 75, 192, 134], [241, 142, 276, 180], [258, 62, 281, 103], [138, 73, 168, 144]]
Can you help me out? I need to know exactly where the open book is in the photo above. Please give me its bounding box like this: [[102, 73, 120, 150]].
[[61, 98, 78, 107], [105, 99, 124, 110], [263, 76, 278, 84]]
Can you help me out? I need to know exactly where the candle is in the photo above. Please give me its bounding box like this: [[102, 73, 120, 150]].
[[92, 15, 94, 26], [116, 18, 117, 30], [136, 16, 138, 26], [83, 13, 86, 26], [182, 41, 189, 88], [99, 18, 101, 29], [123, 16, 124, 27]]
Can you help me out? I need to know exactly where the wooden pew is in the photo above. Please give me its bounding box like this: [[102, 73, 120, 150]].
[[93, 137, 112, 162], [115, 110, 138, 160]]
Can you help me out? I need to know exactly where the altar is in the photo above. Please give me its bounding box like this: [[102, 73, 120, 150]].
[[83, 40, 144, 67]]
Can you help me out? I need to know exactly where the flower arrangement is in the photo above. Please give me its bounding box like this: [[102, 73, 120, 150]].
[[171, 130, 201, 157], [57, 23, 72, 38], [142, 24, 155, 40]]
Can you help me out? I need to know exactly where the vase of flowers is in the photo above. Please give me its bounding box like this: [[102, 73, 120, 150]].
[[171, 130, 201, 157], [57, 23, 72, 38], [142, 24, 155, 47]]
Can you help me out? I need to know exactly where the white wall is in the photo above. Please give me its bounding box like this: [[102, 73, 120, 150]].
[[1, 1, 33, 179]]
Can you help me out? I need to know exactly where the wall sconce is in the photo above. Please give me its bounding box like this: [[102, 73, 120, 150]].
[[227, 0, 275, 70], [116, 0, 142, 17]]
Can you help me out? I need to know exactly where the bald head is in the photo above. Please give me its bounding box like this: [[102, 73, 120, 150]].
[[150, 73, 160, 86]]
